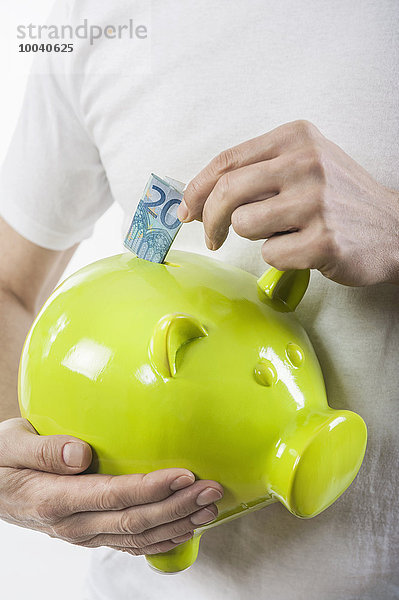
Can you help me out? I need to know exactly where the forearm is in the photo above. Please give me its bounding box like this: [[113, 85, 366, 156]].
[[0, 288, 35, 422]]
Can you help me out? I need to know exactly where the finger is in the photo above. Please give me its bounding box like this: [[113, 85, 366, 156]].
[[180, 120, 320, 223], [32, 467, 198, 520], [0, 417, 92, 475], [201, 160, 281, 249], [231, 191, 318, 241], [57, 479, 222, 536], [181, 133, 282, 223], [109, 537, 188, 556], [82, 505, 214, 549], [79, 505, 215, 548], [261, 223, 330, 271]]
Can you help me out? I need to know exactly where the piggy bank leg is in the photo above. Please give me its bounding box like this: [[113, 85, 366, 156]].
[[269, 409, 367, 518], [146, 533, 202, 574]]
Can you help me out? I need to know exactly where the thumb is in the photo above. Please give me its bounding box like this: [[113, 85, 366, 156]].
[[0, 417, 92, 474]]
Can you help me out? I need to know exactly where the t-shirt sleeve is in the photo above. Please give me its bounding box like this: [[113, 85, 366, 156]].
[[0, 52, 113, 250]]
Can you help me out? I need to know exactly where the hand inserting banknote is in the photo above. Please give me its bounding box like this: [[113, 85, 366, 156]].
[[124, 174, 186, 263]]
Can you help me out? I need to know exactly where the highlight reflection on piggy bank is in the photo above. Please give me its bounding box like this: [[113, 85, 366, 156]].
[[18, 250, 367, 573]]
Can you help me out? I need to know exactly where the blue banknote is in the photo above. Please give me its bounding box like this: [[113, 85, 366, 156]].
[[124, 174, 185, 263]]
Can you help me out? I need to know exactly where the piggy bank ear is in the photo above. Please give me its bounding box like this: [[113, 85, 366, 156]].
[[257, 268, 310, 311], [149, 313, 207, 378]]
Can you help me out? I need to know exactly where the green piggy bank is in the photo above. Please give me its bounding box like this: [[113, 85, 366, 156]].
[[18, 250, 367, 573]]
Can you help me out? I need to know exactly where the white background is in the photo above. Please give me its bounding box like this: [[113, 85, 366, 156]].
[[0, 1, 125, 598]]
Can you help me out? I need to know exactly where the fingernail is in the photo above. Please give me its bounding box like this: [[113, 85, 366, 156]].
[[63, 442, 86, 468], [171, 532, 194, 544], [177, 201, 188, 222], [196, 487, 223, 506], [170, 473, 195, 491], [191, 507, 217, 525]]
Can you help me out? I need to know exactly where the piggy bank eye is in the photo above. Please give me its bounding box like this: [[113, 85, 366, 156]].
[[285, 343, 304, 368], [254, 358, 277, 387]]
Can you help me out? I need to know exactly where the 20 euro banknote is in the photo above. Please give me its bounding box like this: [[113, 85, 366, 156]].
[[124, 174, 185, 263]]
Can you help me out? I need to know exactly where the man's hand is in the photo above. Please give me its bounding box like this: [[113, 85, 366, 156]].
[[178, 120, 399, 286], [0, 418, 223, 555]]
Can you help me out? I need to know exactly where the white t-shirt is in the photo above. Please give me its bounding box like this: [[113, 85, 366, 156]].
[[1, 1, 398, 598]]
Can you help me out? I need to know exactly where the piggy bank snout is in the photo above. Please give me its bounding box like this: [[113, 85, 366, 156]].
[[269, 410, 367, 519]]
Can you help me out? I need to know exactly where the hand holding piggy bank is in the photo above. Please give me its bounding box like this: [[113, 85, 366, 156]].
[[18, 250, 367, 573]]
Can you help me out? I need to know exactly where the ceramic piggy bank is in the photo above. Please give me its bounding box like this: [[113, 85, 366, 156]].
[[18, 250, 367, 573]]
